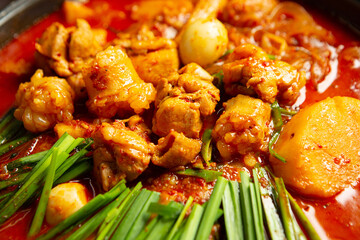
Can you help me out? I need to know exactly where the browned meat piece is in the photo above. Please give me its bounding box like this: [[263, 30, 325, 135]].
[[153, 63, 220, 138], [14, 69, 75, 133], [212, 94, 271, 160], [223, 44, 306, 104], [112, 26, 179, 86], [152, 130, 201, 168], [54, 120, 97, 139], [153, 97, 202, 139], [35, 19, 107, 99], [227, 43, 268, 62], [36, 23, 71, 76], [130, 0, 194, 38], [126, 115, 152, 142], [83, 46, 156, 118], [92, 121, 154, 191], [221, 0, 277, 27]]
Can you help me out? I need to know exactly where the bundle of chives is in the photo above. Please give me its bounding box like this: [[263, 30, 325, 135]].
[[165, 196, 193, 240], [176, 169, 222, 183], [180, 204, 204, 240], [222, 181, 243, 240], [111, 189, 153, 240], [124, 191, 160, 240], [254, 167, 286, 239], [97, 182, 142, 240], [28, 148, 60, 237], [0, 133, 76, 224], [195, 176, 227, 240]]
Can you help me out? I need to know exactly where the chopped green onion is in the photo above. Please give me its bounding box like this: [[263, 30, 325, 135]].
[[144, 215, 176, 240], [97, 182, 142, 240], [271, 101, 283, 132], [0, 119, 23, 146], [38, 180, 126, 240], [279, 108, 298, 116], [239, 172, 255, 240], [222, 180, 244, 240], [135, 216, 159, 240], [268, 54, 276, 60], [269, 132, 286, 163], [0, 108, 15, 131], [250, 183, 264, 240], [166, 196, 193, 240], [180, 204, 204, 240], [201, 129, 212, 165], [176, 169, 222, 183], [255, 167, 286, 239], [111, 189, 153, 240], [269, 101, 286, 163], [221, 49, 234, 58], [0, 172, 28, 190], [252, 168, 263, 227], [54, 160, 92, 185], [195, 176, 228, 240], [125, 191, 160, 240], [0, 132, 34, 156], [148, 201, 183, 219], [287, 192, 321, 240], [274, 177, 299, 240], [6, 150, 48, 171], [28, 148, 60, 237], [212, 70, 224, 89]]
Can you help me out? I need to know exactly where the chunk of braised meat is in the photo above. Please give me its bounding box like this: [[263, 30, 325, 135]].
[[221, 0, 277, 27], [54, 120, 97, 139], [212, 94, 271, 161], [130, 0, 194, 39], [83, 46, 156, 118], [112, 26, 179, 87], [35, 19, 107, 98], [92, 121, 154, 191], [152, 130, 202, 169], [223, 44, 306, 104], [14, 69, 75, 133], [153, 63, 220, 138]]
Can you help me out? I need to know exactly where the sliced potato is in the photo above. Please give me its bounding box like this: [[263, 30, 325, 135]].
[[270, 96, 360, 198]]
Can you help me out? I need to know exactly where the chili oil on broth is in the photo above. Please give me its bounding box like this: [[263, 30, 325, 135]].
[[0, 0, 359, 239]]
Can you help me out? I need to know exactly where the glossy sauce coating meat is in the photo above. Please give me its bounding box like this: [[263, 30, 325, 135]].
[[153, 63, 220, 138], [212, 94, 271, 161], [92, 120, 154, 191], [84, 46, 156, 118], [14, 69, 75, 132], [35, 19, 107, 99], [223, 43, 306, 104]]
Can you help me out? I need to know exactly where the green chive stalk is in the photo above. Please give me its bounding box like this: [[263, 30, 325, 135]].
[[195, 176, 228, 240], [201, 129, 213, 165], [28, 148, 59, 237], [166, 196, 193, 240]]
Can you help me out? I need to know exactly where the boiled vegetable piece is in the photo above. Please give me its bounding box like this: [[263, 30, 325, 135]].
[[270, 96, 360, 197]]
